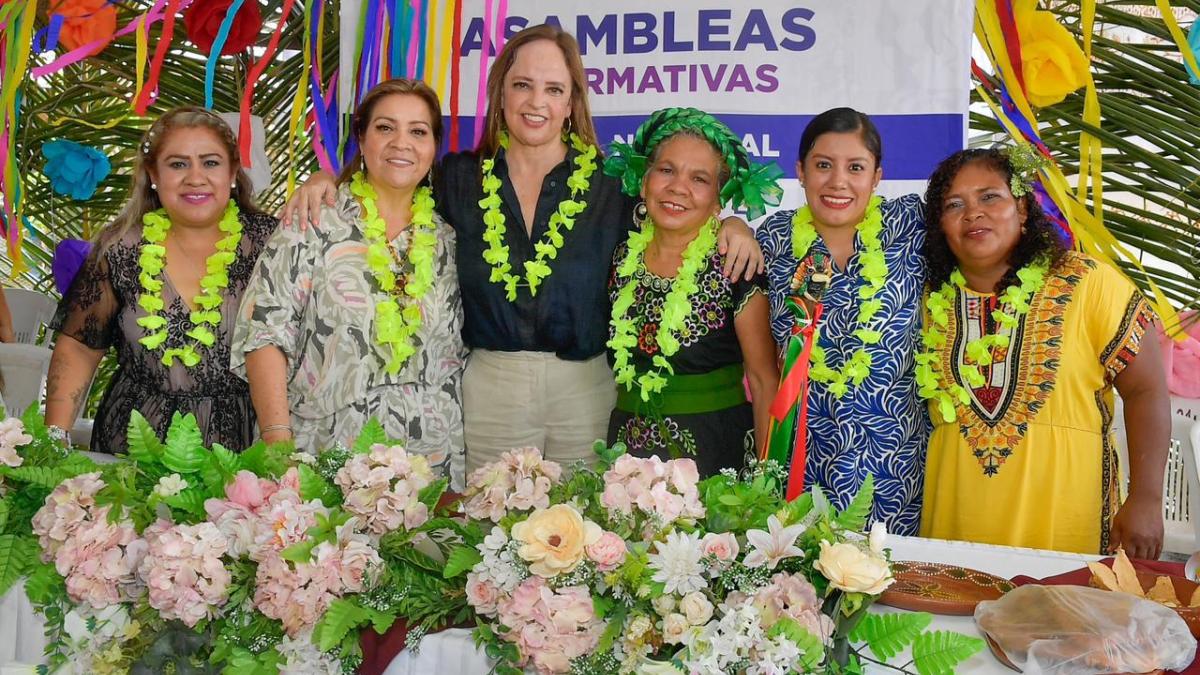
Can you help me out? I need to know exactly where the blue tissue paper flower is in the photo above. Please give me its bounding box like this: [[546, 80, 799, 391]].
[[42, 139, 111, 200], [1188, 19, 1200, 86]]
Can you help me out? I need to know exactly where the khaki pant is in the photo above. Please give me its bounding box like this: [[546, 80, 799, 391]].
[[463, 350, 617, 475]]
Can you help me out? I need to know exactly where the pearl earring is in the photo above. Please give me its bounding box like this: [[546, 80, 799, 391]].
[[150, 183, 157, 190]]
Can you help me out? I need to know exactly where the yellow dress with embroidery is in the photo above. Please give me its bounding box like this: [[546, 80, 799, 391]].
[[919, 252, 1152, 554]]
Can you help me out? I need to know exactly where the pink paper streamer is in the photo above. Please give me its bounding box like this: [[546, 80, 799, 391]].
[[31, 0, 181, 79], [471, 0, 493, 146], [494, 0, 507, 52], [406, 0, 422, 78]]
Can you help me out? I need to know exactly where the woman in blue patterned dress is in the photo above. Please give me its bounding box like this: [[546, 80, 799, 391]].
[[755, 108, 929, 535]]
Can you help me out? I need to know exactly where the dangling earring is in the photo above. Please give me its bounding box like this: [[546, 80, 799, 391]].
[[633, 201, 649, 227]]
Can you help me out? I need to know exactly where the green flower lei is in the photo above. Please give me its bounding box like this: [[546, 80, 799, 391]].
[[136, 202, 242, 367], [479, 131, 599, 301], [608, 217, 719, 402], [915, 260, 1049, 423], [350, 171, 439, 375], [791, 195, 887, 398]]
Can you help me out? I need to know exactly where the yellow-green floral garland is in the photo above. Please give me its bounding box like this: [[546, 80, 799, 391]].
[[479, 131, 598, 300], [351, 171, 438, 375], [136, 202, 242, 367], [609, 217, 718, 402], [791, 195, 887, 398], [915, 261, 1049, 423]]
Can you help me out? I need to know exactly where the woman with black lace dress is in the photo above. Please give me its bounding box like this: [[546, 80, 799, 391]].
[[44, 107, 276, 453]]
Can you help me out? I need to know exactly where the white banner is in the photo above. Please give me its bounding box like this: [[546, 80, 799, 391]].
[[346, 1, 975, 208]]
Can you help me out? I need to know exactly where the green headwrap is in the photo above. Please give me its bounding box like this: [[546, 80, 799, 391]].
[[603, 107, 784, 220]]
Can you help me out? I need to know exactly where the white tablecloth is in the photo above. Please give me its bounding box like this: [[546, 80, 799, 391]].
[[0, 535, 1102, 673], [383, 535, 1103, 674]]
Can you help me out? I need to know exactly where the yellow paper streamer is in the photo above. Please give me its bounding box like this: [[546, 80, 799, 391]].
[[435, 0, 454, 98], [134, 14, 148, 107], [2, 0, 38, 275], [286, 0, 315, 196], [1155, 0, 1200, 82]]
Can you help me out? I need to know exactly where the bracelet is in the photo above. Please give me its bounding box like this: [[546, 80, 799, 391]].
[[47, 425, 71, 446], [259, 423, 293, 438]]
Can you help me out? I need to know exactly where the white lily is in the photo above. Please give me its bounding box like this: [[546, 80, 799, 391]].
[[742, 514, 806, 569]]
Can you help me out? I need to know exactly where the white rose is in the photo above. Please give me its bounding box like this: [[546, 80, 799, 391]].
[[626, 614, 653, 640], [651, 594, 677, 616], [679, 592, 713, 626], [152, 474, 188, 498], [814, 540, 893, 595], [661, 613, 689, 644], [868, 521, 888, 556]]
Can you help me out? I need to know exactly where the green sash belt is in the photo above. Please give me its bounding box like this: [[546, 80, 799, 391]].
[[615, 364, 748, 416]]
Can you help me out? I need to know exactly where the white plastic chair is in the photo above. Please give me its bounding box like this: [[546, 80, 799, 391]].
[[0, 344, 52, 417], [1186, 420, 1200, 553], [1164, 410, 1196, 554], [1112, 394, 1198, 554], [3, 289, 56, 345]]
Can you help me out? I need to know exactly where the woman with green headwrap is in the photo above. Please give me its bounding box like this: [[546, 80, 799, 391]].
[[603, 108, 783, 476]]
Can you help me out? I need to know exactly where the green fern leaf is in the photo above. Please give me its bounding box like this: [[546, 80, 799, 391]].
[[834, 474, 874, 531], [0, 535, 35, 596], [912, 630, 985, 675], [1, 466, 64, 489], [126, 411, 164, 463], [162, 413, 206, 474], [443, 545, 483, 579], [849, 612, 932, 661], [313, 598, 370, 651], [351, 419, 388, 454]]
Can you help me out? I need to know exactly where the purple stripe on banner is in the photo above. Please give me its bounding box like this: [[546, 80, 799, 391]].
[[438, 113, 964, 181]]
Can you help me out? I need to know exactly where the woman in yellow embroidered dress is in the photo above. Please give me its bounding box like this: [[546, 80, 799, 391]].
[[917, 148, 1169, 558]]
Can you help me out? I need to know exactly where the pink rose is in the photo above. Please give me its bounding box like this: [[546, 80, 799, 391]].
[[585, 531, 627, 572], [701, 532, 740, 564], [225, 470, 275, 509], [465, 571, 502, 616]]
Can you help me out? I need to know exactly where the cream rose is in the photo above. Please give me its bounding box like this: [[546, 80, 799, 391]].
[[814, 540, 893, 595], [679, 592, 713, 626], [651, 594, 676, 617], [510, 504, 602, 577], [661, 612, 689, 644]]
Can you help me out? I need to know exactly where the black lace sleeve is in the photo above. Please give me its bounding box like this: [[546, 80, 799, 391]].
[[50, 232, 121, 350]]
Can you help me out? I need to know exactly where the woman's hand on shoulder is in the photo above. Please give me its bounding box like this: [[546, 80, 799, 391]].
[[279, 171, 337, 230], [718, 215, 765, 280]]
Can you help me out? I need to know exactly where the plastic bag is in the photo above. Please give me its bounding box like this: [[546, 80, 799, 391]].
[[974, 584, 1197, 674]]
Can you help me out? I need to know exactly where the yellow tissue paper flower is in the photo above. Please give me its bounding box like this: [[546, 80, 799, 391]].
[[1014, 0, 1090, 107]]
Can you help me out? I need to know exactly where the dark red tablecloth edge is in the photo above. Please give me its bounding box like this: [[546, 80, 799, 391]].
[[1010, 557, 1196, 675]]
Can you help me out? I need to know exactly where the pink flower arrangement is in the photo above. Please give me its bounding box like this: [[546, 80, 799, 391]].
[[463, 447, 562, 522], [205, 468, 326, 561], [0, 418, 31, 467], [600, 455, 705, 534], [495, 576, 602, 674], [585, 531, 627, 572], [751, 572, 835, 641], [138, 521, 231, 627], [31, 472, 107, 560], [56, 506, 146, 608], [254, 524, 382, 636], [334, 444, 434, 535]]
